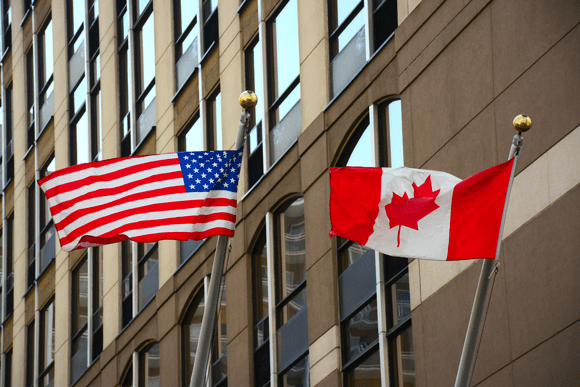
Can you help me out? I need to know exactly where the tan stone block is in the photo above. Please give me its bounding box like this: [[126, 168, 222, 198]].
[[503, 155, 550, 237], [219, 52, 243, 149], [53, 50, 70, 117], [103, 243, 121, 295], [153, 0, 175, 63], [55, 330, 71, 387], [299, 39, 329, 131], [219, 12, 240, 60], [310, 347, 340, 386], [309, 326, 340, 367], [101, 57, 120, 148], [409, 0, 422, 14], [11, 327, 26, 387], [51, 0, 68, 67], [98, 0, 117, 45], [218, 0, 241, 39], [103, 278, 121, 347], [398, 0, 410, 25], [158, 240, 179, 286], [409, 259, 421, 310], [55, 270, 71, 352], [547, 125, 580, 204], [54, 124, 71, 171], [419, 259, 461, 301], [154, 49, 177, 114], [156, 117, 177, 154], [219, 26, 241, 74], [297, 0, 327, 64]]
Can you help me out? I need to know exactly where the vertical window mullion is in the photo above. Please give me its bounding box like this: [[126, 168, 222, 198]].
[[87, 247, 94, 367], [375, 250, 390, 387], [128, 0, 137, 151]]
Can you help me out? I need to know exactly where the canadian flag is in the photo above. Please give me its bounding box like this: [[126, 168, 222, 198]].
[[329, 159, 514, 261]]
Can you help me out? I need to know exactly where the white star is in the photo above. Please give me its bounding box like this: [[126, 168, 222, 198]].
[[202, 173, 207, 178], [220, 168, 224, 172], [223, 151, 227, 156], [198, 155, 203, 158], [204, 152, 208, 155], [189, 152, 195, 156], [230, 178, 235, 183], [183, 155, 189, 160], [217, 178, 222, 183], [186, 164, 191, 168], [224, 183, 229, 187], [238, 152, 243, 157], [209, 178, 214, 183], [196, 179, 201, 184], [200, 163, 205, 167], [192, 159, 197, 163], [213, 162, 218, 167], [194, 168, 199, 173], [237, 163, 241, 167], [214, 173, 219, 178], [203, 184, 209, 189], [190, 185, 195, 189], [207, 167, 212, 172], [188, 174, 193, 178], [230, 168, 236, 172]]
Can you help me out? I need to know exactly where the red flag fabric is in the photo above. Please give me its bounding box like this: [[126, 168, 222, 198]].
[[329, 159, 514, 261], [38, 148, 243, 252]]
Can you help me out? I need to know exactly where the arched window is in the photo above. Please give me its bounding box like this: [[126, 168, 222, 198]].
[[336, 99, 415, 387], [182, 280, 227, 387], [140, 342, 160, 387], [251, 196, 309, 386]]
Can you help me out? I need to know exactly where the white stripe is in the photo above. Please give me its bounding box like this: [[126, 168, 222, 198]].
[[56, 192, 237, 237], [46, 164, 183, 206], [62, 219, 235, 251], [40, 153, 179, 191]]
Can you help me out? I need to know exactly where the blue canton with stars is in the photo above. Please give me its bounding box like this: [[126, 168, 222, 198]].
[[177, 147, 243, 193]]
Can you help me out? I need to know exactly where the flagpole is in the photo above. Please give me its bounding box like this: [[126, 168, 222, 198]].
[[454, 115, 532, 387], [190, 91, 257, 387]]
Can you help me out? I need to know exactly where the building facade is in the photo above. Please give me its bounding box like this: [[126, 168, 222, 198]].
[[0, 0, 578, 386]]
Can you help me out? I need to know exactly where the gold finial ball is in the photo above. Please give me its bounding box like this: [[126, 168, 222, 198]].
[[513, 114, 532, 132], [239, 90, 258, 110]]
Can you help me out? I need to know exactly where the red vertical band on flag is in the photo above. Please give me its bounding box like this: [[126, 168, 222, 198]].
[[447, 158, 514, 260], [329, 167, 382, 245]]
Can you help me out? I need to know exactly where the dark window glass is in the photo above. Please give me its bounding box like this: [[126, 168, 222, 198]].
[[121, 363, 133, 387], [4, 348, 11, 387], [245, 38, 264, 188], [378, 99, 403, 168], [201, 0, 218, 53], [92, 247, 104, 359], [122, 240, 133, 327], [252, 229, 269, 387], [117, 0, 131, 156], [277, 198, 306, 304], [372, 0, 397, 52], [182, 290, 204, 387], [39, 158, 56, 271], [39, 300, 55, 387], [71, 258, 89, 382], [344, 350, 381, 387], [174, 0, 198, 59], [211, 281, 227, 386], [26, 321, 34, 387], [135, 9, 155, 117], [139, 342, 160, 387], [68, 0, 85, 54], [26, 48, 35, 148], [5, 83, 13, 183], [2, 0, 11, 54], [343, 298, 378, 363], [138, 242, 158, 310], [38, 18, 54, 103], [27, 184, 35, 288], [5, 214, 13, 319], [389, 324, 415, 387], [207, 87, 222, 150], [279, 355, 309, 387], [91, 88, 102, 161]]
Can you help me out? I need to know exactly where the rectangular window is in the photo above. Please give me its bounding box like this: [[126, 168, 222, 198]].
[[245, 38, 264, 188], [39, 158, 56, 272], [4, 83, 13, 183], [140, 343, 160, 387], [27, 184, 35, 289], [5, 214, 13, 319], [67, 0, 85, 56], [267, 0, 301, 164], [117, 0, 132, 156], [121, 240, 133, 327], [26, 320, 35, 387], [201, 0, 218, 54], [38, 17, 54, 130], [26, 48, 35, 149], [174, 0, 198, 60], [252, 229, 269, 387], [2, 0, 11, 54], [39, 300, 55, 387], [372, 0, 397, 52], [0, 227, 3, 316], [71, 258, 89, 383], [92, 247, 104, 359], [4, 348, 11, 387], [70, 77, 89, 166], [138, 242, 158, 310], [207, 87, 222, 150]]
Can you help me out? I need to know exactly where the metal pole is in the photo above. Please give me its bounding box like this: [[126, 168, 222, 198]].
[[190, 92, 257, 387], [454, 115, 531, 387]]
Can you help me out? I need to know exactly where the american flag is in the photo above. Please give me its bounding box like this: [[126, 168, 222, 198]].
[[38, 148, 243, 252]]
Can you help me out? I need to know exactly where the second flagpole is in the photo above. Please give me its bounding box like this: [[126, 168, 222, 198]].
[[189, 91, 258, 387], [454, 115, 532, 387]]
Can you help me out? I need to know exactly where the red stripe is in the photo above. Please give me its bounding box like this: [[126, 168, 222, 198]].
[[447, 158, 514, 260], [50, 172, 185, 216], [59, 202, 237, 246], [328, 167, 382, 245], [44, 158, 181, 199], [74, 227, 235, 250]]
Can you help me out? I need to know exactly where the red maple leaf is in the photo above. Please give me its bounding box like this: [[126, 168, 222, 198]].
[[384, 176, 440, 247]]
